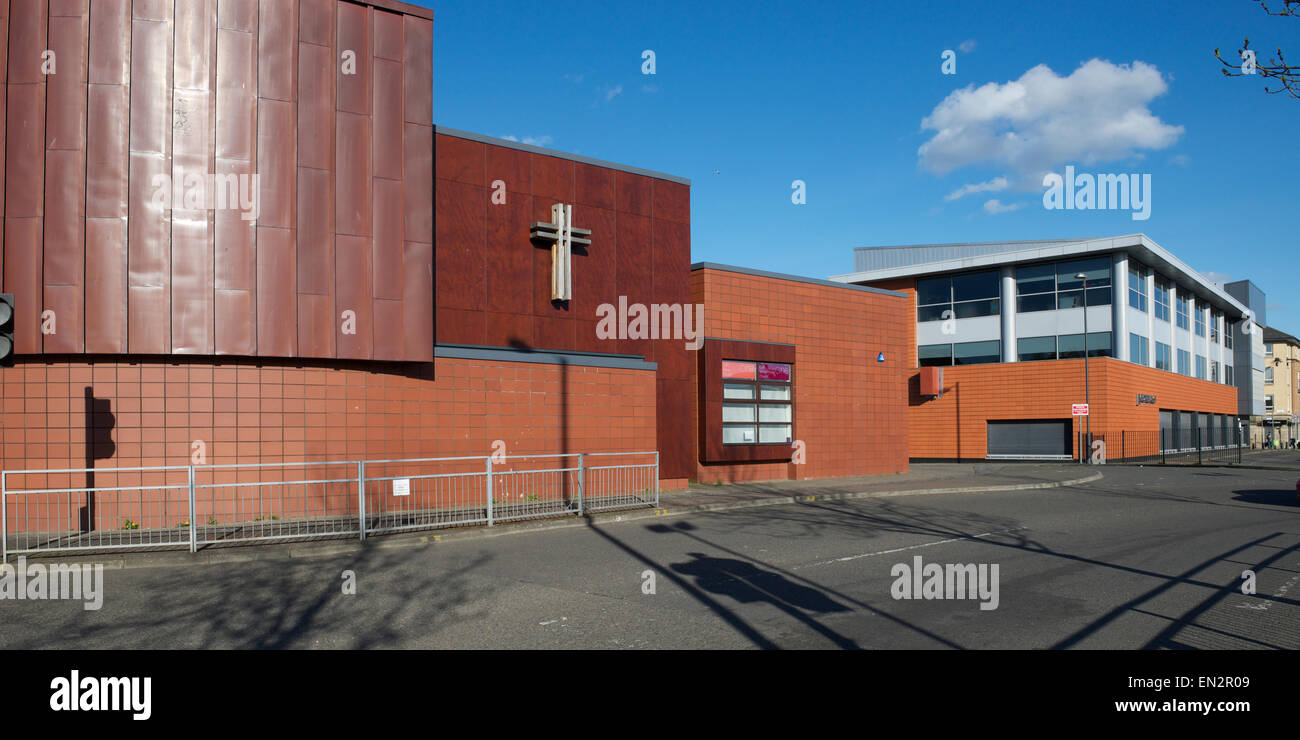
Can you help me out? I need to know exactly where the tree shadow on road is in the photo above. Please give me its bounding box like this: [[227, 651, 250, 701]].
[[4, 545, 495, 650]]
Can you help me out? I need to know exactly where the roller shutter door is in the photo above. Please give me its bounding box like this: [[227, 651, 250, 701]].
[[987, 420, 1072, 457]]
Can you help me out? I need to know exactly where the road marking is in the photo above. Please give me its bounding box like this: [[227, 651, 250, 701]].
[[796, 527, 1027, 570]]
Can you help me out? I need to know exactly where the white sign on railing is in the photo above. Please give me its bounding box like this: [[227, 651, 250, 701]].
[[392, 478, 410, 496]]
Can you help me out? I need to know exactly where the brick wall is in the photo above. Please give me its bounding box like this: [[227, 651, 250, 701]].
[[691, 267, 911, 483], [0, 356, 657, 486]]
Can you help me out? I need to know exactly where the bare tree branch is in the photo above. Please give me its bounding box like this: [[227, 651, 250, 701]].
[[1215, 0, 1299, 98]]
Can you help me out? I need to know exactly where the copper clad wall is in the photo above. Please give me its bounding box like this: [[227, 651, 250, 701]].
[[0, 0, 434, 361]]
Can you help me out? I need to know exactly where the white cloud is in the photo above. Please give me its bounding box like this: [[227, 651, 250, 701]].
[[918, 59, 1184, 183], [602, 83, 623, 102], [1170, 153, 1191, 167], [1202, 271, 1232, 286], [982, 199, 1024, 214], [958, 39, 976, 54], [944, 176, 1008, 201], [641, 83, 660, 93], [499, 134, 554, 147]]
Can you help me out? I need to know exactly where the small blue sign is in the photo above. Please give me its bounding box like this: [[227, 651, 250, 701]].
[[877, 352, 885, 362]]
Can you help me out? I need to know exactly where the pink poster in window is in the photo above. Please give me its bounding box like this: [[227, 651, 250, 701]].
[[757, 362, 791, 381], [721, 361, 756, 379]]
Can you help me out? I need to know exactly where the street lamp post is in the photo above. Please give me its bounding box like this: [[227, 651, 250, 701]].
[[1078, 272, 1091, 463]]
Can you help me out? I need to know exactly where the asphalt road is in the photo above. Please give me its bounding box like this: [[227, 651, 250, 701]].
[[2, 464, 1298, 649]]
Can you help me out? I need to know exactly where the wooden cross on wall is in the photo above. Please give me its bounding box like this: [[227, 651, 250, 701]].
[[530, 204, 592, 302]]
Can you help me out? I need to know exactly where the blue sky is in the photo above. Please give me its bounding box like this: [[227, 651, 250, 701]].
[[420, 0, 1297, 329]]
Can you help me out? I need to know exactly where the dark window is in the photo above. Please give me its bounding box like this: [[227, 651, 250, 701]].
[[953, 298, 999, 319], [1059, 331, 1112, 359], [916, 276, 951, 307], [918, 344, 952, 367], [1057, 257, 1111, 291], [1017, 336, 1057, 362], [1017, 293, 1056, 313], [952, 270, 1000, 302], [918, 270, 1000, 322], [1017, 257, 1111, 314], [953, 340, 1000, 365], [917, 304, 950, 322], [1015, 263, 1056, 296]]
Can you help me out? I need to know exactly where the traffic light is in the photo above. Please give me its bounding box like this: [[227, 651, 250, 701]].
[[0, 293, 14, 367]]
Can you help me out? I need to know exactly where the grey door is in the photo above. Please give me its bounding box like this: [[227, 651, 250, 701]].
[[987, 420, 1072, 457]]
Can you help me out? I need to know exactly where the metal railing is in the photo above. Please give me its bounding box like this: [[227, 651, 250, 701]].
[[2, 451, 658, 562], [1078, 429, 1244, 466]]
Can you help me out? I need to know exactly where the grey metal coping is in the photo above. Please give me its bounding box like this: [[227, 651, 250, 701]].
[[691, 262, 907, 297], [830, 234, 1250, 318], [435, 343, 657, 371], [434, 126, 691, 186]]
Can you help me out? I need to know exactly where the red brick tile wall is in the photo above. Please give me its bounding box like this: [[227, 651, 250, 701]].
[[0, 357, 657, 486], [434, 132, 693, 480], [691, 268, 911, 483]]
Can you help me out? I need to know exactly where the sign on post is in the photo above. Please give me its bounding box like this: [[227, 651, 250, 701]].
[[392, 478, 410, 496], [1072, 404, 1089, 416]]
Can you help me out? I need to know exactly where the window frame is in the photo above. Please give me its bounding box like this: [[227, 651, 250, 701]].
[[1128, 263, 1148, 312], [917, 270, 1001, 323], [721, 361, 794, 446], [1016, 257, 1112, 314], [1153, 278, 1170, 322]]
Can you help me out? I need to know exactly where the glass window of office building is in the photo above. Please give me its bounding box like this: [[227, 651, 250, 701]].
[[1154, 278, 1170, 322], [1058, 331, 1112, 359], [1015, 257, 1110, 313], [1226, 365, 1234, 385], [918, 343, 952, 367], [1017, 336, 1057, 362], [1211, 310, 1221, 344], [916, 341, 1002, 367], [1176, 292, 1190, 330], [1196, 354, 1207, 379], [1128, 263, 1148, 311], [1225, 320, 1234, 350], [1129, 333, 1149, 366], [917, 270, 1000, 322], [1155, 341, 1171, 371], [1194, 302, 1206, 336], [1177, 349, 1190, 375], [1211, 361, 1219, 382], [953, 340, 1001, 365]]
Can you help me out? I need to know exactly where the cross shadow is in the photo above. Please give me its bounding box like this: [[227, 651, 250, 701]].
[[668, 551, 858, 649]]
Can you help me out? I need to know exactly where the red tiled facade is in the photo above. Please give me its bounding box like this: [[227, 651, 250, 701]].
[[434, 131, 694, 481], [0, 356, 656, 487], [690, 267, 912, 482]]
